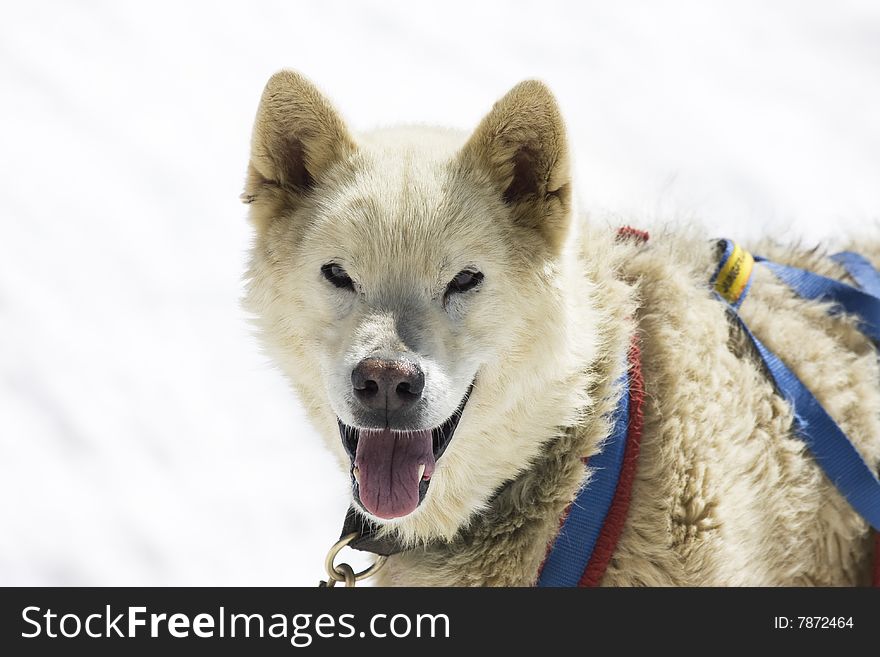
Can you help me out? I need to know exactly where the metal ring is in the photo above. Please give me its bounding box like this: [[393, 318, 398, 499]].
[[324, 532, 388, 583], [336, 562, 356, 587]]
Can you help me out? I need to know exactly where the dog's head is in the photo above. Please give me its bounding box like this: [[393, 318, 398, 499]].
[[243, 71, 579, 541]]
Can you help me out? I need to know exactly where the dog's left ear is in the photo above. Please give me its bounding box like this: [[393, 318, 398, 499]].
[[459, 80, 571, 252]]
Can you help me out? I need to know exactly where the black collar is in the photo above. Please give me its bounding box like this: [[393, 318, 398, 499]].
[[339, 506, 408, 556]]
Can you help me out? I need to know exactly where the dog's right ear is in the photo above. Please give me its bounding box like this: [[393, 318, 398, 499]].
[[242, 71, 356, 210]]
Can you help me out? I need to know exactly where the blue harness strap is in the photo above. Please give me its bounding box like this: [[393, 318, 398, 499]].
[[755, 258, 880, 343], [537, 363, 631, 587], [832, 251, 880, 298], [714, 240, 880, 530]]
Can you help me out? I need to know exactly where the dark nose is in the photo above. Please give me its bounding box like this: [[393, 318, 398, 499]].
[[351, 356, 425, 413]]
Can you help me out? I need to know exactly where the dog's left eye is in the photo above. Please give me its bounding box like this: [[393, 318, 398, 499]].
[[446, 269, 484, 296], [321, 263, 355, 290]]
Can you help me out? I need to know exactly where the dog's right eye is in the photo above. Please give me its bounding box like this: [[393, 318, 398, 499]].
[[320, 263, 355, 290]]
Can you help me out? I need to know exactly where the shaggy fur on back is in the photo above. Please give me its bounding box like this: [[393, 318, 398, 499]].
[[243, 71, 880, 586]]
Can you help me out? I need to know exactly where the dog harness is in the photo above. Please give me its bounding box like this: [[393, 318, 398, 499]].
[[538, 232, 880, 587]]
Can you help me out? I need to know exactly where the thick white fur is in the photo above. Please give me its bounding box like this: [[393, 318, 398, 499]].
[[243, 71, 880, 585]]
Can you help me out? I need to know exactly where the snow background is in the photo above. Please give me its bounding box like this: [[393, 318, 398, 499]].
[[2, 0, 879, 585]]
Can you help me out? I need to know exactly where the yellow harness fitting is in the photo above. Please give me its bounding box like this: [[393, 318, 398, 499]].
[[714, 242, 754, 306]]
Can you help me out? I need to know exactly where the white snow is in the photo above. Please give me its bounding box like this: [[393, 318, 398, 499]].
[[1, 0, 879, 585]]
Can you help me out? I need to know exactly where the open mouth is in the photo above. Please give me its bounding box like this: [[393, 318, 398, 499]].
[[337, 384, 473, 520]]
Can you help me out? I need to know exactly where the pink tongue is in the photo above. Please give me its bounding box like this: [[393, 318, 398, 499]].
[[354, 428, 435, 519]]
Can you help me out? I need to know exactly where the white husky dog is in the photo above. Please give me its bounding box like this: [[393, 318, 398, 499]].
[[242, 71, 880, 586]]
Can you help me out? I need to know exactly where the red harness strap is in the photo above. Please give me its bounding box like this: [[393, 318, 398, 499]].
[[874, 533, 880, 587], [536, 334, 644, 586], [579, 336, 645, 586], [616, 226, 650, 244], [550, 224, 651, 586]]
